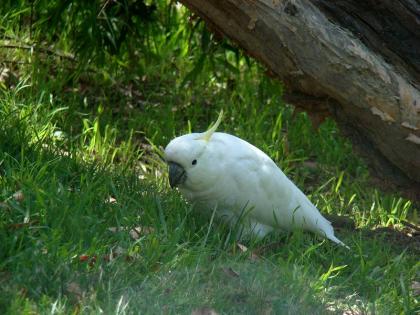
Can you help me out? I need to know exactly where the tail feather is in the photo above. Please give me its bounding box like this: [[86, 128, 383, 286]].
[[326, 233, 350, 249], [311, 210, 349, 249]]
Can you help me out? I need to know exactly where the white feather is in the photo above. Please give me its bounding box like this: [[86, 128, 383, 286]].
[[165, 132, 348, 248]]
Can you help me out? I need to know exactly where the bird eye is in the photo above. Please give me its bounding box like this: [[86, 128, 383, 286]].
[[192, 159, 197, 165]]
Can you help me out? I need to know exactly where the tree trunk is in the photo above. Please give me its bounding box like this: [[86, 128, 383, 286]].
[[179, 0, 420, 200]]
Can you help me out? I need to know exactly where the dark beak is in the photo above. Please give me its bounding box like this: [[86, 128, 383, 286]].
[[168, 162, 186, 188]]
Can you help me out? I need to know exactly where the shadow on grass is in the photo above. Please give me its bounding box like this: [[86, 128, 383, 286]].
[[0, 109, 417, 314]]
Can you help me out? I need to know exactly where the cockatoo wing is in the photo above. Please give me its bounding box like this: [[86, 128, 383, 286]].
[[210, 133, 346, 247]]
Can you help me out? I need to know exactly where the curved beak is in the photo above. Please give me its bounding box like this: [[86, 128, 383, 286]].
[[168, 162, 187, 188]]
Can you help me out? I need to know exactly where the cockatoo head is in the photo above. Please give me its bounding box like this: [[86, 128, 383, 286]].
[[164, 111, 223, 191]]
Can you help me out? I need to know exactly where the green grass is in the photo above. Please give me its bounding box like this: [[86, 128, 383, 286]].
[[1, 2, 419, 314]]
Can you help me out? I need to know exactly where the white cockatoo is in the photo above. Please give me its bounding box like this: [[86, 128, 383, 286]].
[[164, 111, 347, 247]]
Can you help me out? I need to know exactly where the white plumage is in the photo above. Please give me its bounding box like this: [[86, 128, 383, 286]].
[[164, 112, 347, 248]]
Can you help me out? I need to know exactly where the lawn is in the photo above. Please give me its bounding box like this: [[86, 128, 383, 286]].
[[0, 1, 418, 314]]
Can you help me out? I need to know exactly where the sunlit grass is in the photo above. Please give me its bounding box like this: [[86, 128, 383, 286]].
[[1, 75, 418, 314]]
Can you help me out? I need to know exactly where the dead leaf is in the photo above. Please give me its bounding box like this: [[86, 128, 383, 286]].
[[0, 67, 10, 83], [113, 246, 125, 255], [79, 254, 97, 267], [129, 226, 154, 240], [66, 282, 83, 301], [249, 252, 260, 261], [104, 246, 125, 262], [108, 226, 155, 240], [401, 220, 420, 233], [13, 190, 24, 202], [191, 307, 219, 315], [236, 242, 248, 252], [236, 243, 260, 261], [222, 267, 240, 278], [88, 256, 97, 267], [7, 220, 39, 230], [411, 281, 420, 296], [106, 196, 117, 204]]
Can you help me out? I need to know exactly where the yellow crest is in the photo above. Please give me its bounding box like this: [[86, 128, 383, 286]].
[[196, 110, 224, 141]]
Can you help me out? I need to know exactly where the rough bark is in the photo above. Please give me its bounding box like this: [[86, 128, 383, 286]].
[[179, 0, 420, 200]]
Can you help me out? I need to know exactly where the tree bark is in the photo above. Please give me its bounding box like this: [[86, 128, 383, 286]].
[[179, 0, 420, 200]]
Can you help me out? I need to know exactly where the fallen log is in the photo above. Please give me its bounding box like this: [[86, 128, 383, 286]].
[[179, 0, 420, 200]]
